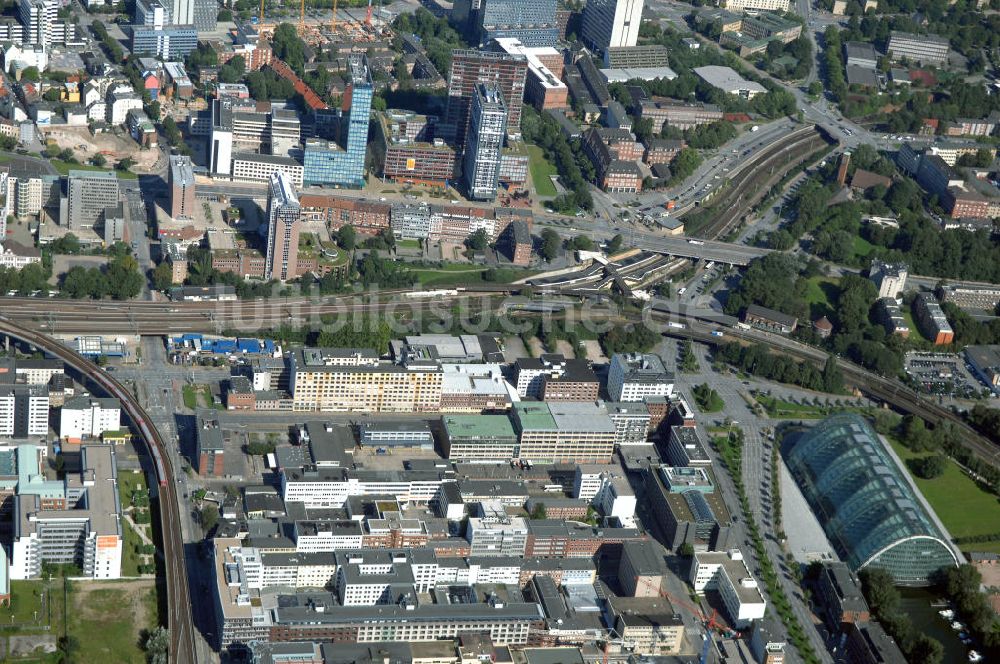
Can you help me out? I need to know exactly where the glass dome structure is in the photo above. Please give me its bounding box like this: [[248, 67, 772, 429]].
[[785, 413, 958, 586]]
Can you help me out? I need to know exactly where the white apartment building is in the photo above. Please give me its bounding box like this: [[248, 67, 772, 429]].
[[607, 353, 675, 402], [59, 396, 121, 443], [293, 520, 363, 552], [0, 385, 48, 437], [106, 85, 144, 125], [690, 549, 766, 628], [869, 260, 908, 300]]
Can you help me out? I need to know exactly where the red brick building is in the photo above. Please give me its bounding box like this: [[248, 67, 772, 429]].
[[298, 194, 391, 233]]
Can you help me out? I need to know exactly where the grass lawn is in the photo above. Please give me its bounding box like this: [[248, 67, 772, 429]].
[[117, 469, 148, 507], [852, 235, 875, 259], [0, 580, 48, 626], [803, 275, 839, 318], [181, 385, 199, 409], [67, 581, 159, 663], [888, 438, 1000, 553], [409, 264, 537, 288], [397, 239, 421, 250], [49, 160, 139, 179], [527, 144, 558, 197], [120, 518, 145, 576], [756, 394, 830, 419]]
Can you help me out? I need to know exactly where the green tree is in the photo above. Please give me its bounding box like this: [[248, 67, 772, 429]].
[[271, 23, 306, 74], [42, 88, 60, 102], [151, 261, 173, 291], [607, 234, 624, 254], [677, 542, 695, 557], [529, 503, 547, 519], [20, 66, 39, 81], [910, 454, 947, 479], [335, 225, 356, 251], [92, 153, 107, 167], [200, 504, 219, 532], [540, 228, 561, 261], [466, 228, 489, 251]]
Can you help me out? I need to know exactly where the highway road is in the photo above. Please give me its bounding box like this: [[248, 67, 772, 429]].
[[0, 318, 198, 663]]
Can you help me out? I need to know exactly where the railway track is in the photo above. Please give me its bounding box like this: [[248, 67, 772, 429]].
[[0, 319, 198, 663], [692, 125, 833, 240]]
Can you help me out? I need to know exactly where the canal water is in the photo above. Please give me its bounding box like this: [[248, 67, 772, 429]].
[[899, 588, 968, 662]]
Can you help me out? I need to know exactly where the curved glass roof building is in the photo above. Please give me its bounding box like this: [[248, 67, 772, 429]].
[[786, 413, 958, 586]]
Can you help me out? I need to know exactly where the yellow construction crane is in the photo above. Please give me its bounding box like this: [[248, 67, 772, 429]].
[[259, 0, 264, 25], [299, 0, 305, 31], [331, 0, 338, 32]]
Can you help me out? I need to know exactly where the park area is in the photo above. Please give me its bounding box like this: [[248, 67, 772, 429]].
[[0, 578, 160, 662], [889, 439, 1000, 554], [527, 144, 558, 197]]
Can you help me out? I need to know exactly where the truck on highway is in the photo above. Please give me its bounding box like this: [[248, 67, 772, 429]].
[[667, 322, 686, 329], [688, 239, 704, 245], [711, 330, 724, 337]]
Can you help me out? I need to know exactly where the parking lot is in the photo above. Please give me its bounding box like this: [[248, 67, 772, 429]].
[[903, 351, 986, 398]]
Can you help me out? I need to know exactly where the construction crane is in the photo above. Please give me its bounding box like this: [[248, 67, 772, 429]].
[[299, 0, 305, 31], [331, 0, 338, 32], [365, 0, 372, 26], [636, 576, 737, 664], [258, 0, 264, 25]]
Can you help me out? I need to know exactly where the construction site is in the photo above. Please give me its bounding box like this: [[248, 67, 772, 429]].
[[252, 0, 394, 47]]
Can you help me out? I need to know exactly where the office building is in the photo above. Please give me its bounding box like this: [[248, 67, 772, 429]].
[[131, 25, 198, 60], [196, 415, 225, 477], [638, 99, 723, 131], [298, 194, 390, 233], [608, 595, 685, 656], [491, 38, 569, 111], [191, 0, 216, 30], [59, 396, 121, 443], [785, 414, 959, 585], [581, 0, 644, 53], [619, 539, 664, 596], [816, 562, 870, 630], [477, 0, 558, 47], [66, 170, 119, 231], [887, 30, 949, 65], [301, 57, 372, 188], [0, 385, 48, 437], [608, 353, 675, 402], [136, 0, 167, 27], [168, 154, 196, 220], [604, 44, 670, 68], [11, 445, 122, 580], [722, 0, 790, 10], [965, 345, 1000, 394], [102, 203, 126, 245], [868, 260, 907, 299], [512, 401, 616, 463], [693, 65, 766, 99], [444, 50, 527, 146], [605, 402, 652, 445], [942, 286, 1000, 311], [514, 354, 581, 398], [264, 171, 301, 282], [878, 298, 910, 338], [467, 515, 529, 556], [690, 550, 766, 628], [463, 83, 508, 201], [442, 414, 519, 461], [169, 0, 193, 25], [374, 111, 457, 187], [666, 425, 710, 466], [845, 41, 878, 69], [504, 219, 532, 265], [538, 362, 599, 402], [359, 421, 434, 449], [289, 349, 443, 413], [913, 293, 954, 345], [231, 153, 304, 188], [12, 359, 63, 386]]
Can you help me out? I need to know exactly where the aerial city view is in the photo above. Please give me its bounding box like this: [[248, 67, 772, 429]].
[[2, 0, 1000, 661]]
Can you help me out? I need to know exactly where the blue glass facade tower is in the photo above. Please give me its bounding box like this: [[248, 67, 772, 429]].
[[302, 56, 373, 188]]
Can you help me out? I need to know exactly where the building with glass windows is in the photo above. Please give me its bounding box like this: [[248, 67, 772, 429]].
[[302, 56, 372, 188], [477, 0, 558, 47], [264, 171, 301, 282], [463, 82, 507, 201], [785, 414, 958, 586]]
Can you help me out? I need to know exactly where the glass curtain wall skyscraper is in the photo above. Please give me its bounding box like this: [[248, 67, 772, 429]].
[[302, 56, 373, 188]]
